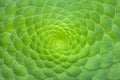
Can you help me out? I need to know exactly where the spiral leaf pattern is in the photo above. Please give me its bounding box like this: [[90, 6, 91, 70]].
[[0, 0, 120, 80]]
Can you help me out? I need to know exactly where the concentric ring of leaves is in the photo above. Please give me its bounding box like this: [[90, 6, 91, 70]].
[[0, 0, 120, 80]]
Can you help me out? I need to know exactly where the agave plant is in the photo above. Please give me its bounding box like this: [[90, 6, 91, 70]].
[[0, 0, 120, 80]]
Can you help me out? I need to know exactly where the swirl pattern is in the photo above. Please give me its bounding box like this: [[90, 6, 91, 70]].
[[0, 0, 120, 80]]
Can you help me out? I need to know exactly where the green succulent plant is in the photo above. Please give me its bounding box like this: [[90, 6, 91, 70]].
[[0, 0, 120, 80]]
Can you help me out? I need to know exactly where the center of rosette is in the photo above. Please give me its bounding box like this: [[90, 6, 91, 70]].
[[36, 24, 82, 55], [54, 36, 65, 48]]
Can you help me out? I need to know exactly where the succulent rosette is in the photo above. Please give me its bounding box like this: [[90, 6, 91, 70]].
[[0, 0, 120, 80]]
